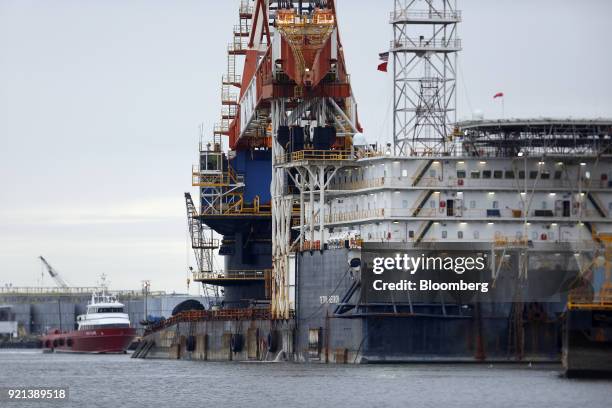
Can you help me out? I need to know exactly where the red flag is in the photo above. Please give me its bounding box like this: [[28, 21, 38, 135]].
[[493, 92, 504, 99], [377, 61, 388, 72]]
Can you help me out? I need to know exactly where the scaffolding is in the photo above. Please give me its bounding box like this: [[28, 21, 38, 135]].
[[568, 233, 612, 310], [391, 0, 460, 156]]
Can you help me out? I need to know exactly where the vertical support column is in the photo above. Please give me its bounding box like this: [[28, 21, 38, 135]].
[[271, 100, 284, 318], [309, 168, 316, 245], [319, 165, 326, 245], [299, 171, 305, 251], [271, 99, 294, 319]]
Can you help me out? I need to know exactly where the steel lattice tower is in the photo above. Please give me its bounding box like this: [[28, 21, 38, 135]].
[[391, 0, 461, 156]]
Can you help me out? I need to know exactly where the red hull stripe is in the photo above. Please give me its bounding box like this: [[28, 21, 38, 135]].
[[41, 328, 136, 353]]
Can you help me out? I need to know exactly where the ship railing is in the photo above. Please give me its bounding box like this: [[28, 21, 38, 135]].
[[145, 308, 272, 334], [325, 175, 601, 191], [355, 150, 386, 159], [413, 177, 612, 190], [276, 8, 335, 27], [319, 206, 607, 224], [192, 237, 220, 250], [227, 38, 249, 53], [0, 287, 103, 295], [331, 177, 385, 190], [567, 292, 612, 310], [199, 198, 271, 217], [222, 73, 242, 86], [322, 209, 385, 223], [239, 0, 254, 17], [390, 9, 461, 23], [492, 236, 530, 248], [390, 38, 461, 51], [214, 122, 230, 134], [221, 105, 238, 119], [0, 287, 166, 297], [233, 24, 250, 37], [277, 149, 354, 164], [221, 86, 239, 104], [192, 171, 233, 187], [192, 269, 269, 281]]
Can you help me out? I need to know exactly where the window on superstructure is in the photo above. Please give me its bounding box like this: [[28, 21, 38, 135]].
[[493, 171, 503, 179], [408, 230, 414, 238], [482, 170, 491, 179], [505, 171, 515, 179], [554, 171, 563, 180], [529, 171, 539, 179], [473, 230, 480, 239], [97, 307, 124, 313], [518, 171, 525, 179], [441, 230, 447, 239], [402, 169, 408, 178], [492, 201, 499, 209], [542, 201, 547, 210], [541, 172, 550, 180], [470, 171, 480, 179], [457, 231, 463, 239], [457, 170, 466, 179]]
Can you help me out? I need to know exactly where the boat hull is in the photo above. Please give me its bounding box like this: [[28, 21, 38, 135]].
[[41, 328, 136, 354]]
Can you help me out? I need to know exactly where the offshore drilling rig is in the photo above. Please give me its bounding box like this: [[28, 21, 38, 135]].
[[138, 1, 612, 369], [185, 0, 359, 320], [137, 0, 362, 361]]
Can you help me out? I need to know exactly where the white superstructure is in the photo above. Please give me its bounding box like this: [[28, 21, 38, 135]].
[[299, 120, 612, 259], [76, 292, 131, 331]]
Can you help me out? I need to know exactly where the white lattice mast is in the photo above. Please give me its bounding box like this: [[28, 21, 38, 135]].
[[391, 0, 461, 156]]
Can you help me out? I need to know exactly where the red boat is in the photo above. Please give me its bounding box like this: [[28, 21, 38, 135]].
[[41, 291, 136, 354]]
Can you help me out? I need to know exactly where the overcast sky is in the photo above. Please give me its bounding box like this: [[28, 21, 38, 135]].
[[1, 0, 611, 293]]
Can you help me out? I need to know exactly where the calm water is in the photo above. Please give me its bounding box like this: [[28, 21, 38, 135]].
[[0, 350, 611, 408]]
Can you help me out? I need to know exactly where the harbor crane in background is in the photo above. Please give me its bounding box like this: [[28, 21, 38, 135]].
[[38, 256, 69, 288]]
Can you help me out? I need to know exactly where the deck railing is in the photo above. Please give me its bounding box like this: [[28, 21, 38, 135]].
[[192, 269, 269, 281]]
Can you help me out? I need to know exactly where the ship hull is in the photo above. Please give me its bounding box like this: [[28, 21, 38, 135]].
[[294, 245, 578, 363], [563, 309, 612, 377], [41, 328, 136, 354], [139, 244, 580, 363]]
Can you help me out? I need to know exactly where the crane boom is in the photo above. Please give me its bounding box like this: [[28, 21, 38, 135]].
[[39, 256, 69, 288]]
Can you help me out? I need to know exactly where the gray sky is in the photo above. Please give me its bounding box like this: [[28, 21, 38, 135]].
[[1, 0, 611, 293]]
